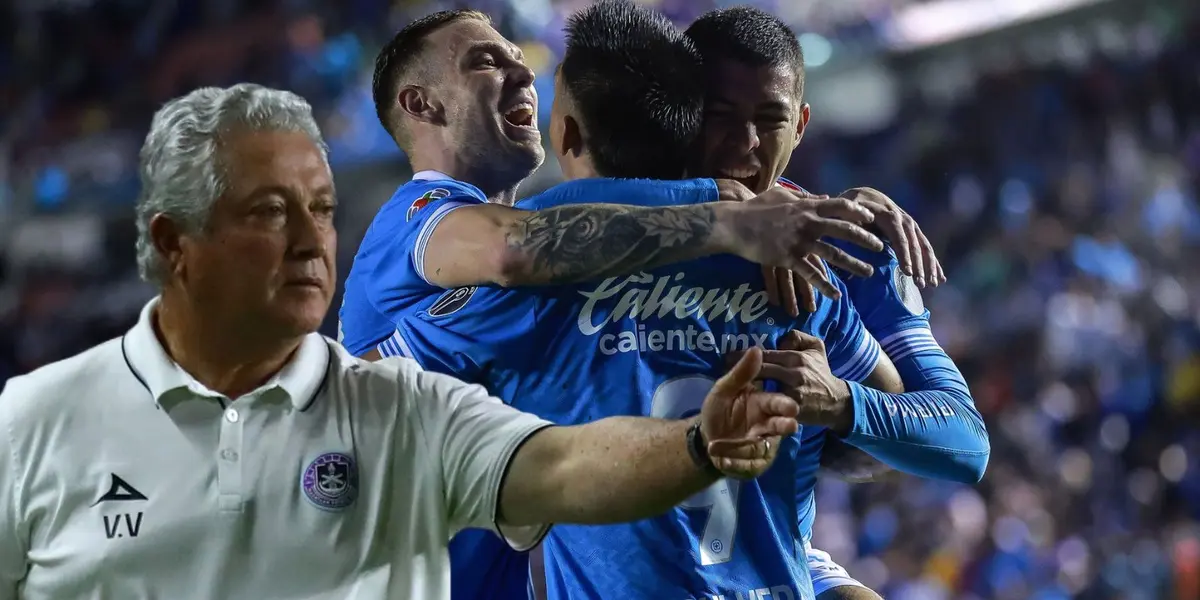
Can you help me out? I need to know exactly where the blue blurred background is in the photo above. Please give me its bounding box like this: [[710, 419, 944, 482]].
[[2, 0, 1199, 598]]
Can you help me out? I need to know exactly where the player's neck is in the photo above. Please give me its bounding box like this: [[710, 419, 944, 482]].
[[410, 146, 524, 206], [559, 154, 598, 181], [153, 294, 300, 399]]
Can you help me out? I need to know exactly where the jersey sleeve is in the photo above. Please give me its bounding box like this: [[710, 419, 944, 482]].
[[0, 382, 27, 599], [820, 266, 883, 383], [833, 244, 991, 483], [402, 358, 554, 550], [354, 182, 486, 300], [340, 182, 488, 356]]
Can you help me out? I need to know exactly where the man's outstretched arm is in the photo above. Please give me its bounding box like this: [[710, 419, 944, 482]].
[[422, 188, 882, 289], [407, 348, 798, 544]]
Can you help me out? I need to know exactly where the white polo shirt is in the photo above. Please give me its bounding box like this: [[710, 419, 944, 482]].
[[0, 299, 552, 600]]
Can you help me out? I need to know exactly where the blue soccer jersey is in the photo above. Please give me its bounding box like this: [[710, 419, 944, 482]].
[[340, 174, 883, 600], [772, 176, 988, 544]]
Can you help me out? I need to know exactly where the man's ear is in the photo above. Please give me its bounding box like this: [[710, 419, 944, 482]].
[[559, 115, 584, 158], [398, 85, 445, 126], [148, 213, 185, 280], [793, 103, 811, 149]]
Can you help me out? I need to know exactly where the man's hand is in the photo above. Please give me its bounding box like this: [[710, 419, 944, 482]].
[[716, 179, 807, 316], [700, 347, 799, 478], [715, 179, 755, 203], [716, 188, 884, 303], [732, 331, 854, 435], [841, 187, 944, 287]]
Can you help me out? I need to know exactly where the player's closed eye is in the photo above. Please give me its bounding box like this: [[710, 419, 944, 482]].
[[756, 116, 789, 130]]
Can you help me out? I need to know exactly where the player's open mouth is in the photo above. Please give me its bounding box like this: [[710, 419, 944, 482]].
[[719, 168, 761, 191], [501, 102, 539, 142], [503, 104, 536, 129]]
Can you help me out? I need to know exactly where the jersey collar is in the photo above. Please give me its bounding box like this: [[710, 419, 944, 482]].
[[412, 170, 454, 181], [122, 297, 331, 410]]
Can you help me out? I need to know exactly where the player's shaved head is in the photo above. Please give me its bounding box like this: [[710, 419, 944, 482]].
[[685, 6, 805, 99], [372, 9, 491, 147], [555, 0, 704, 179]]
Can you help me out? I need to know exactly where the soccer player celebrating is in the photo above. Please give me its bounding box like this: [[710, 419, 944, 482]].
[[353, 8, 884, 321], [345, 3, 989, 600], [685, 7, 989, 599], [346, 7, 888, 600], [346, 3, 895, 598]]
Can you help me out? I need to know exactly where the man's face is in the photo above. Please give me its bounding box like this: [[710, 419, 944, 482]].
[[178, 129, 337, 338], [426, 18, 544, 178], [697, 58, 807, 193]]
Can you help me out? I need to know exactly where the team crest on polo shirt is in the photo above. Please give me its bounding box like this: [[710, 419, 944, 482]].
[[301, 452, 359, 511], [406, 188, 450, 221]]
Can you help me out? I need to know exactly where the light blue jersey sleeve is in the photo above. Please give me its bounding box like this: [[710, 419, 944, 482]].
[[833, 242, 991, 484], [339, 178, 487, 356], [819, 265, 883, 384]]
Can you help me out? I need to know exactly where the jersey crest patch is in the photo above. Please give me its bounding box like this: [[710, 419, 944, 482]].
[[406, 188, 450, 221], [427, 286, 476, 317], [301, 452, 359, 511], [894, 269, 925, 315]]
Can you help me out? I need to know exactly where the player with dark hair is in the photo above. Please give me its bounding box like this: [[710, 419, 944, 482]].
[[550, 1, 704, 180], [686, 7, 990, 600]]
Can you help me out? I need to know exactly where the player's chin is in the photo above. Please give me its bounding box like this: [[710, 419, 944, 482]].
[[503, 136, 546, 169]]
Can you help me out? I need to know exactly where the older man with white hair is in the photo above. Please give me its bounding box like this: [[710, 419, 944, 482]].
[[0, 83, 803, 600]]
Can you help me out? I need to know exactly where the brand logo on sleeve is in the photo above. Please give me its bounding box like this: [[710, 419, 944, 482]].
[[406, 188, 450, 221], [427, 286, 477, 317], [894, 270, 925, 315]]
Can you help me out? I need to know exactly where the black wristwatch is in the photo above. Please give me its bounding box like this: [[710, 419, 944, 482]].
[[686, 420, 722, 477]]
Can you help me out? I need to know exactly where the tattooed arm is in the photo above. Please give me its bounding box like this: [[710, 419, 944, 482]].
[[424, 202, 725, 288], [421, 190, 885, 289]]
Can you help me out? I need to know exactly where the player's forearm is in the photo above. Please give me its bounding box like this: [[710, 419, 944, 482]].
[[816, 357, 902, 483], [842, 351, 989, 483], [496, 203, 736, 287], [499, 417, 716, 526], [818, 436, 894, 483]]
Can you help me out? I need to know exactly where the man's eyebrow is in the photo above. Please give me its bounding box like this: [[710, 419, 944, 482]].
[[466, 41, 523, 61]]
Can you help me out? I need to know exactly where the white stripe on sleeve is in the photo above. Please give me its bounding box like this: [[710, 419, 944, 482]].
[[413, 200, 472, 284]]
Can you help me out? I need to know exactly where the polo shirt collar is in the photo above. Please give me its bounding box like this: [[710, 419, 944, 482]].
[[121, 297, 331, 410]]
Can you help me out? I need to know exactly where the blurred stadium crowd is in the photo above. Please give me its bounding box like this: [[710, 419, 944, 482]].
[[2, 0, 1199, 598]]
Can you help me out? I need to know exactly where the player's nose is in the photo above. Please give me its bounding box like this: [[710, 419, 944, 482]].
[[732, 122, 760, 153], [505, 60, 536, 89]]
